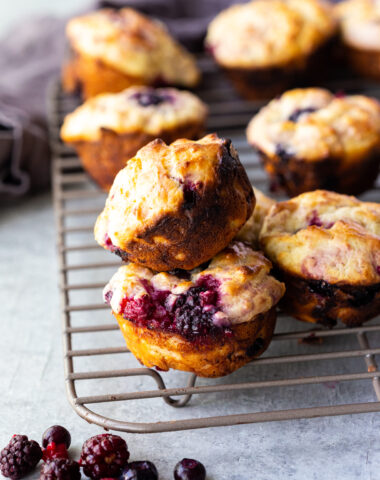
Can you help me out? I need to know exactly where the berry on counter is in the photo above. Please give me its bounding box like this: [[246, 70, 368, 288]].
[[39, 458, 81, 480], [42, 442, 69, 462], [173, 459, 206, 480], [79, 434, 130, 479], [42, 426, 71, 449], [0, 434, 43, 479], [120, 461, 159, 480]]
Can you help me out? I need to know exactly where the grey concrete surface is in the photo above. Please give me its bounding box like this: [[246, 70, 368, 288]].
[[1, 193, 380, 480]]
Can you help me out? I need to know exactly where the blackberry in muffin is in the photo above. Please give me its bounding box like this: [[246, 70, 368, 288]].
[[103, 241, 285, 377], [260, 190, 380, 327], [60, 86, 207, 190], [335, 0, 380, 81], [235, 188, 276, 248], [62, 8, 200, 99], [205, 0, 337, 100], [94, 134, 254, 271], [247, 88, 380, 196]]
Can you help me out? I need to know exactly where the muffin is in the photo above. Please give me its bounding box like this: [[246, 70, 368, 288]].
[[62, 8, 200, 99], [335, 0, 380, 80], [95, 134, 254, 271], [235, 188, 276, 248], [205, 0, 337, 100], [104, 241, 285, 377], [247, 88, 380, 196], [60, 86, 208, 190], [260, 190, 380, 327]]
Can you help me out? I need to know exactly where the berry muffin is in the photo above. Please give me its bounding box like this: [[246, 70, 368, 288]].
[[335, 0, 380, 80], [235, 188, 276, 248], [95, 134, 254, 271], [104, 241, 285, 377], [205, 0, 337, 100], [62, 8, 200, 99], [60, 86, 208, 191], [260, 190, 380, 327], [247, 88, 380, 196]]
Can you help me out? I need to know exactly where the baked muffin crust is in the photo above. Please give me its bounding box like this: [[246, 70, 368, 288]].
[[335, 0, 380, 51], [65, 8, 200, 88], [61, 87, 208, 142], [206, 0, 336, 69], [247, 88, 380, 163], [95, 134, 254, 271], [260, 190, 380, 286]]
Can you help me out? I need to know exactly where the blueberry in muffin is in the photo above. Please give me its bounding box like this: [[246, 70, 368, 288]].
[[260, 190, 380, 327], [103, 241, 285, 377], [247, 88, 380, 196], [60, 86, 208, 191], [94, 134, 255, 271], [205, 0, 337, 100], [335, 0, 380, 81], [62, 8, 200, 99]]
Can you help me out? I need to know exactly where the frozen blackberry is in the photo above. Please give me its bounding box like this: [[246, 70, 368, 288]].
[[79, 434, 129, 479], [174, 459, 206, 480], [39, 458, 81, 480], [0, 435, 43, 479], [121, 461, 158, 480]]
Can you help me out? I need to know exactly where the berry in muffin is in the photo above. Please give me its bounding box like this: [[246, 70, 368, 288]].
[[95, 134, 254, 272], [235, 188, 276, 248], [260, 190, 380, 327], [247, 88, 380, 196], [103, 241, 285, 377], [335, 0, 380, 80], [62, 8, 200, 99], [205, 0, 337, 100], [60, 86, 208, 190]]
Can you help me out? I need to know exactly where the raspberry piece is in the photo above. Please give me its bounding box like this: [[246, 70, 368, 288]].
[[42, 442, 69, 462], [39, 458, 81, 480], [0, 434, 42, 479], [79, 434, 129, 479]]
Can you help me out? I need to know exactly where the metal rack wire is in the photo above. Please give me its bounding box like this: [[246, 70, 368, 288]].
[[49, 54, 380, 433]]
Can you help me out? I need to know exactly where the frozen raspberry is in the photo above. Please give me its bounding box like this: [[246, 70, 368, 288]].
[[42, 443, 68, 462], [42, 426, 71, 449], [79, 434, 129, 479], [0, 434, 43, 479], [174, 459, 206, 480], [120, 461, 158, 480], [39, 458, 81, 480]]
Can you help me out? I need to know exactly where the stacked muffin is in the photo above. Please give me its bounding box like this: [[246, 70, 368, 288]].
[[95, 134, 285, 378]]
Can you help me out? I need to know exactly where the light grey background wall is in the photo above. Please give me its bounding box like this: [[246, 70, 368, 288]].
[[0, 0, 90, 35]]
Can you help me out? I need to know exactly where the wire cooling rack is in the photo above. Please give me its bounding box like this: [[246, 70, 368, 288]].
[[48, 54, 380, 433]]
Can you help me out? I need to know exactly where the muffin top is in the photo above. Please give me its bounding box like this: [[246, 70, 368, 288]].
[[260, 190, 380, 285], [247, 88, 380, 163], [60, 87, 207, 142], [95, 134, 254, 271], [66, 8, 200, 87], [235, 188, 276, 248], [205, 0, 336, 69], [335, 0, 380, 51], [104, 241, 285, 329]]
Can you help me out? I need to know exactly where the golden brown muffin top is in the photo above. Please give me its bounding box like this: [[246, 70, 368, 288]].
[[235, 188, 276, 248], [60, 87, 207, 142], [205, 0, 336, 69], [260, 190, 380, 285], [104, 241, 285, 326], [335, 0, 380, 50], [95, 133, 252, 253], [247, 88, 380, 163], [66, 8, 200, 87]]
